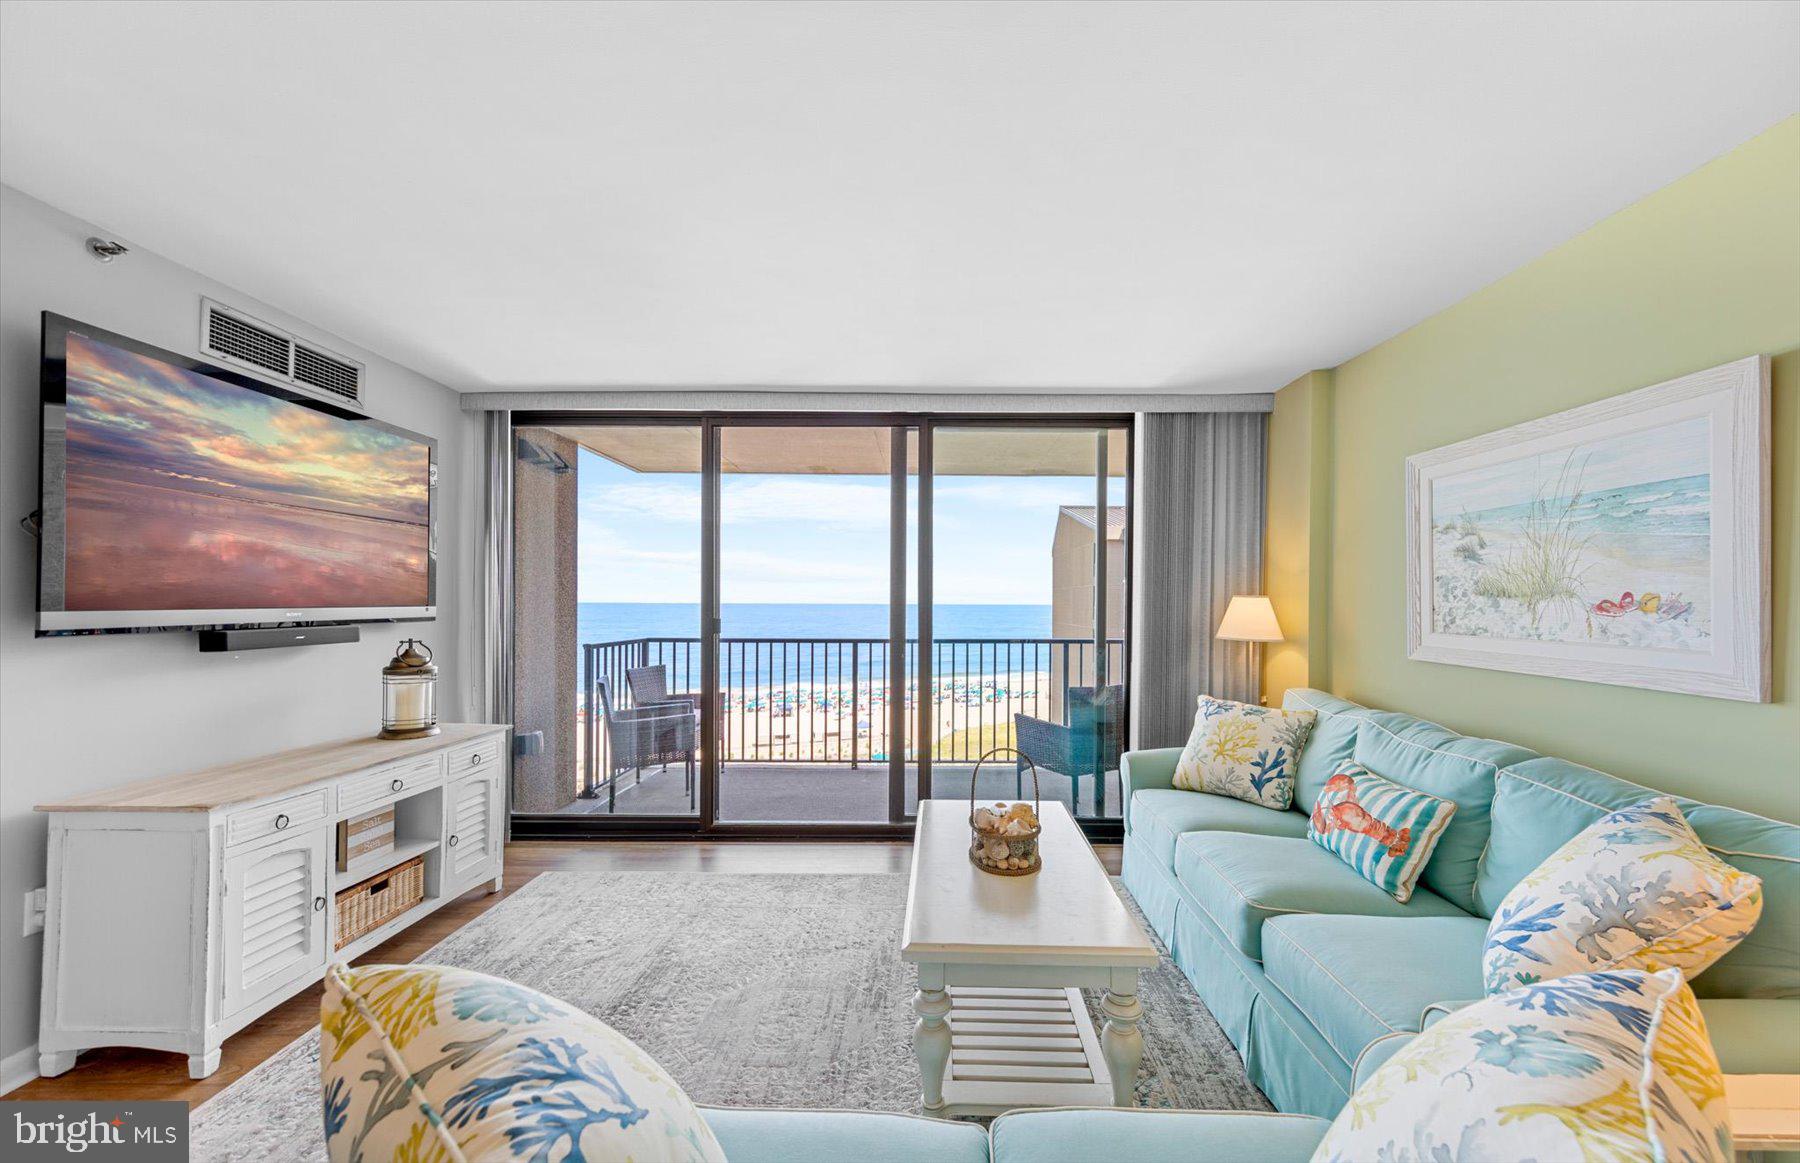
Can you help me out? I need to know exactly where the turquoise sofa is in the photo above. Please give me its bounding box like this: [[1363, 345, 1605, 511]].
[[1120, 687, 1800, 1119], [700, 1106, 1331, 1162]]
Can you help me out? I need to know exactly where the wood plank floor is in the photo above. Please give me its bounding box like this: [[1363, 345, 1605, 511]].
[[7, 839, 1122, 1107]]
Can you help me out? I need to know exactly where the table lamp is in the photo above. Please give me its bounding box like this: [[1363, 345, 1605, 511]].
[[1216, 597, 1283, 703]]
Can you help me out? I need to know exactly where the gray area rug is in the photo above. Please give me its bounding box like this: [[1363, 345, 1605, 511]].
[[191, 872, 1268, 1161]]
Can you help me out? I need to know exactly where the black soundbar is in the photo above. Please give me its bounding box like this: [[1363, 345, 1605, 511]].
[[196, 625, 361, 652]]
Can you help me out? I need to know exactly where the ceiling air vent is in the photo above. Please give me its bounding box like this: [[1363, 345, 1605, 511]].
[[293, 343, 361, 403], [199, 298, 365, 410]]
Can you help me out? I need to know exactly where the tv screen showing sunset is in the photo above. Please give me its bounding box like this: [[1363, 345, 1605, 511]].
[[59, 332, 432, 612]]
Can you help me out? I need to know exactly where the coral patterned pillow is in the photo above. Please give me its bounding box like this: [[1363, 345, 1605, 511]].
[[1308, 764, 1456, 902], [1313, 968, 1731, 1163], [1173, 695, 1316, 809], [1482, 796, 1763, 995], [321, 963, 725, 1163]]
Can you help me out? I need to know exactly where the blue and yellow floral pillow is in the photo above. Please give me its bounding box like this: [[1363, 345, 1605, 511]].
[[1173, 695, 1316, 810], [1482, 796, 1763, 995], [320, 963, 726, 1163], [1313, 968, 1731, 1163]]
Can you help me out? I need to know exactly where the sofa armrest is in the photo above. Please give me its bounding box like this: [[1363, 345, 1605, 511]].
[[1121, 748, 1182, 832], [991, 1108, 1329, 1163], [1420, 999, 1481, 1029], [1697, 999, 1800, 1075]]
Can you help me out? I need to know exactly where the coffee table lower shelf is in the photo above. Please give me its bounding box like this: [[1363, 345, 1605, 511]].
[[935, 985, 1113, 1116]]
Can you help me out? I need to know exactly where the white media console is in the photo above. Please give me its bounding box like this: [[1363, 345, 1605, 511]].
[[34, 723, 509, 1079]]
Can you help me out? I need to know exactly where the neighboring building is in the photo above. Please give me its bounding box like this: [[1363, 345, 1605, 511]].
[[1049, 506, 1127, 720]]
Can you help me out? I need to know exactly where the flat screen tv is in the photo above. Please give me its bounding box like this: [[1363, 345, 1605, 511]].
[[36, 312, 436, 635]]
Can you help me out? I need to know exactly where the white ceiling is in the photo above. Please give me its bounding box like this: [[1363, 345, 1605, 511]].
[[2, 2, 1795, 395]]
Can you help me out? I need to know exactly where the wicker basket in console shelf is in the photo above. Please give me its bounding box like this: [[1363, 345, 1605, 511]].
[[335, 854, 427, 949]]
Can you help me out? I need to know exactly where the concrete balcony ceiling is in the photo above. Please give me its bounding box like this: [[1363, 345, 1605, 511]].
[[542, 425, 1129, 476]]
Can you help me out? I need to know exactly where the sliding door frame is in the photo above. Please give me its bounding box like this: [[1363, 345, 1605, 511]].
[[508, 410, 1131, 842]]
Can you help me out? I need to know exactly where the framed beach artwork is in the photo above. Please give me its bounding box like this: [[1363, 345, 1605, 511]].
[[1405, 356, 1769, 702]]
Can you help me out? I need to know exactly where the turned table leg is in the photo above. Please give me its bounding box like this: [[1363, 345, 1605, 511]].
[[1100, 985, 1143, 1107], [913, 987, 953, 1111]]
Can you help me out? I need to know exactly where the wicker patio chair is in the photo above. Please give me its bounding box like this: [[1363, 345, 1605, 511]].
[[595, 677, 696, 811], [1012, 685, 1124, 816], [625, 664, 700, 712]]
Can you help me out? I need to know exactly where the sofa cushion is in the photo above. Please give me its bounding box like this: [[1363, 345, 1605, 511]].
[[990, 1109, 1328, 1163], [1352, 712, 1536, 913], [1261, 914, 1489, 1072], [1279, 688, 1367, 813], [1172, 833, 1470, 962], [1131, 788, 1309, 869], [1482, 796, 1763, 995], [701, 1107, 988, 1163], [1315, 969, 1732, 1163], [1478, 756, 1800, 999]]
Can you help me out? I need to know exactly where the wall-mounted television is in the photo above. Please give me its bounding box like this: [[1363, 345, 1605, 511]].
[[36, 312, 436, 636]]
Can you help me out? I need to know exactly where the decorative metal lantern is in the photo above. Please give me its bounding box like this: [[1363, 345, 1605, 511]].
[[379, 639, 439, 739]]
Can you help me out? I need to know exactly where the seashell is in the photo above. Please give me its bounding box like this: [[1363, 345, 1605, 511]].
[[984, 836, 1010, 862], [973, 807, 998, 830]]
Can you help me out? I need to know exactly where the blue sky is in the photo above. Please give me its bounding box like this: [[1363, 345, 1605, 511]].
[[578, 447, 1123, 604]]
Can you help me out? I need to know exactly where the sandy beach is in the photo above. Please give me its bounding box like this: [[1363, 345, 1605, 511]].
[[1431, 525, 1710, 651], [585, 671, 1067, 772]]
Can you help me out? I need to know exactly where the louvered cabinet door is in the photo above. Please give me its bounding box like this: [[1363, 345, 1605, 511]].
[[220, 829, 329, 1018], [444, 770, 500, 893]]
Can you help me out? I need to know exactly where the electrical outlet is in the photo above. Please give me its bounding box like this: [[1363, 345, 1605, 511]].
[[22, 887, 46, 936]]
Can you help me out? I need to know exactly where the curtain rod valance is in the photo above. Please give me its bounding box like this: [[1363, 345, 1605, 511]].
[[459, 390, 1273, 414]]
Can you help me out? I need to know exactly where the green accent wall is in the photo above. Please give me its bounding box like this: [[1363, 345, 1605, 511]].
[[1271, 115, 1800, 821], [1264, 370, 1333, 699]]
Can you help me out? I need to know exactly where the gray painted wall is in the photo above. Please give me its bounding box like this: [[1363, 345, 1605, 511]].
[[0, 185, 480, 1077]]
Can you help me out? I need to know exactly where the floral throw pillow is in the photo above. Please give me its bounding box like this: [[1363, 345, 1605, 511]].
[[321, 962, 725, 1163], [1482, 796, 1763, 995], [1308, 763, 1456, 902], [1313, 968, 1731, 1163], [1172, 695, 1315, 809]]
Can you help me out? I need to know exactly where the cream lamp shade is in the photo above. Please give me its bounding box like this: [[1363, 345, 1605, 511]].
[[1216, 596, 1283, 642]]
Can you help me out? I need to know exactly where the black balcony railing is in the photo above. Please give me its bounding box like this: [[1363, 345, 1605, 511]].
[[580, 636, 1125, 798]]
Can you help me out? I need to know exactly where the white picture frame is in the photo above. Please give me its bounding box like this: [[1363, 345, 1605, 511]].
[[1405, 356, 1770, 702]]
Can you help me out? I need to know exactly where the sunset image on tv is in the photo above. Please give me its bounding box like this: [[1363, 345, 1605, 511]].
[[60, 332, 431, 612]]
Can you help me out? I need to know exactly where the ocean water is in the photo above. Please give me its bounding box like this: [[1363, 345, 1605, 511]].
[[579, 602, 1059, 690], [1455, 473, 1710, 537], [580, 602, 1052, 643]]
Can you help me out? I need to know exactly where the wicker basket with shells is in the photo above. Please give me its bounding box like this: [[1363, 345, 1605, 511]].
[[968, 748, 1041, 876]]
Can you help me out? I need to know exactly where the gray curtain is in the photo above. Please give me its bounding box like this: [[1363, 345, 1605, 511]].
[[1132, 411, 1267, 749], [481, 410, 514, 732]]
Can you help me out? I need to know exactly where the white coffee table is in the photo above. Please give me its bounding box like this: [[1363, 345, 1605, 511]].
[[901, 799, 1159, 1116]]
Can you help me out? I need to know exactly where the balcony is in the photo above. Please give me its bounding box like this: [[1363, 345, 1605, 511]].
[[556, 635, 1126, 822]]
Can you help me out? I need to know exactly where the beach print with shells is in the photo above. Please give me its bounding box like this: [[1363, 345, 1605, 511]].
[[1430, 415, 1711, 652]]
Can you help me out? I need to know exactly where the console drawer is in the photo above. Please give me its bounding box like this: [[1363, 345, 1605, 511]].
[[445, 735, 504, 779], [337, 753, 444, 815], [225, 788, 332, 848]]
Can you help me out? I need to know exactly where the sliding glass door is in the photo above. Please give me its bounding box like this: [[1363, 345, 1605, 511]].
[[511, 423, 705, 819], [714, 424, 917, 824], [922, 424, 1130, 822], [507, 414, 1127, 837]]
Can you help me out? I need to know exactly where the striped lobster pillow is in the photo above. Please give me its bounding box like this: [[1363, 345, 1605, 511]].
[[1308, 763, 1456, 902]]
